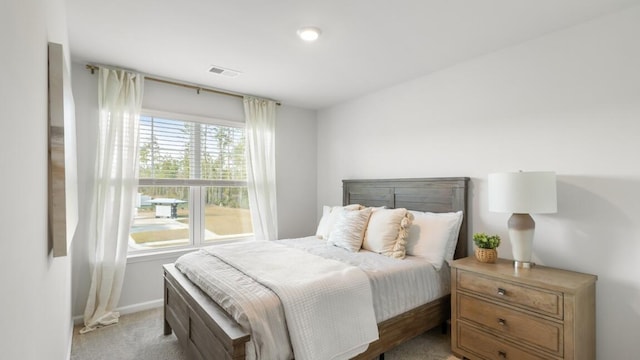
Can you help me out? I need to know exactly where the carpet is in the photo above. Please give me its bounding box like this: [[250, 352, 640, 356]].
[[71, 308, 459, 360]]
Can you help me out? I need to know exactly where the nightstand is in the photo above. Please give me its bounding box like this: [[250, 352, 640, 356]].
[[451, 257, 597, 360]]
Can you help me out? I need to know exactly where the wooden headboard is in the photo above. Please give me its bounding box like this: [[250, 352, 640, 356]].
[[342, 177, 470, 260]]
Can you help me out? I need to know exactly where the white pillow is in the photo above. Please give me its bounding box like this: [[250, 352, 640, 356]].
[[363, 208, 413, 259], [315, 206, 332, 239], [327, 207, 372, 252], [315, 204, 362, 240], [405, 211, 463, 270]]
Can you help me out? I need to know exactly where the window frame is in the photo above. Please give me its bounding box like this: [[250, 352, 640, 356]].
[[128, 109, 252, 256]]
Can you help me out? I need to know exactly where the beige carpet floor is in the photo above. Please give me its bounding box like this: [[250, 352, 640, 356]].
[[71, 308, 459, 360]]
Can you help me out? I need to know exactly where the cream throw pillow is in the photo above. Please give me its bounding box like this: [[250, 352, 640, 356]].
[[327, 207, 372, 252], [405, 211, 463, 270], [315, 206, 333, 239], [316, 204, 362, 240], [363, 208, 413, 259]]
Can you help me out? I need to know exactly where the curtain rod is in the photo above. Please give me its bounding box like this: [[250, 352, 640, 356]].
[[85, 64, 281, 105]]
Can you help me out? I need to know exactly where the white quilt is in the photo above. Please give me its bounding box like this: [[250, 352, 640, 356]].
[[202, 240, 379, 360]]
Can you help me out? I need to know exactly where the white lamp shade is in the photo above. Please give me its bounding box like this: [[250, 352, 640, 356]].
[[488, 171, 557, 214]]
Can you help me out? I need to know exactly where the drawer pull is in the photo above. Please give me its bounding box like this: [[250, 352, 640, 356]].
[[498, 350, 507, 358], [498, 318, 506, 326], [497, 288, 506, 296]]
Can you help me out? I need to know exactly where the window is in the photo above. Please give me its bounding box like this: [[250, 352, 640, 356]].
[[129, 111, 252, 252]]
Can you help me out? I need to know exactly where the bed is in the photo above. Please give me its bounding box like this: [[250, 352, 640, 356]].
[[163, 177, 469, 360]]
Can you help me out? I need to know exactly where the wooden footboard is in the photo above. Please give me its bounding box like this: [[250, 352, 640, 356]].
[[164, 264, 250, 360], [165, 263, 448, 360]]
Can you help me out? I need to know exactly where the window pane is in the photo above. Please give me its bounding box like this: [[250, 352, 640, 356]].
[[139, 115, 246, 181], [129, 186, 190, 250], [200, 125, 246, 180], [139, 116, 193, 180], [203, 186, 252, 243]]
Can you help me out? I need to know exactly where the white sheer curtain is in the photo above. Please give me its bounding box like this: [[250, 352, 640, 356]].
[[244, 96, 278, 241], [81, 68, 144, 333]]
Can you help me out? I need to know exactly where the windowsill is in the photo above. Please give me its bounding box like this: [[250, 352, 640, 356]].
[[126, 235, 254, 264], [126, 247, 196, 264]]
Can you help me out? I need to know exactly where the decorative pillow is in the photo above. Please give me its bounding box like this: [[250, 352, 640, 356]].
[[405, 211, 463, 270], [315, 204, 362, 240], [363, 208, 413, 259], [327, 207, 373, 252]]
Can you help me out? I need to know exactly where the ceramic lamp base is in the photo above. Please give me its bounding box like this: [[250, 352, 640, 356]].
[[508, 213, 535, 268]]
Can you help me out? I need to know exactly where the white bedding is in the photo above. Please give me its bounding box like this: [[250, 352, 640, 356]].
[[202, 241, 378, 360], [175, 236, 450, 360]]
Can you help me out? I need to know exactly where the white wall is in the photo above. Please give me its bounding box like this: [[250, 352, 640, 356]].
[[71, 64, 317, 316], [0, 0, 76, 359], [317, 6, 640, 358], [275, 105, 318, 239]]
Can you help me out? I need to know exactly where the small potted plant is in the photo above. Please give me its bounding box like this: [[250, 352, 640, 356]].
[[473, 232, 501, 263]]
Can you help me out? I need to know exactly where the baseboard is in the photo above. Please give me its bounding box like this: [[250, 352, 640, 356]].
[[72, 299, 164, 325], [118, 298, 164, 315]]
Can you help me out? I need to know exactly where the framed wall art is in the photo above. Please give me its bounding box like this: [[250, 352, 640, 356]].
[[48, 42, 78, 257]]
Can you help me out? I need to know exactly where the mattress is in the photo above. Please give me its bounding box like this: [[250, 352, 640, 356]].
[[175, 236, 450, 359]]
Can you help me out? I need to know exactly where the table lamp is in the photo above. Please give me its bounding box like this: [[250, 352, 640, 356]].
[[488, 171, 557, 268]]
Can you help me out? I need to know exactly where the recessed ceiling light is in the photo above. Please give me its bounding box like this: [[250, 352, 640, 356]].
[[297, 27, 321, 42]]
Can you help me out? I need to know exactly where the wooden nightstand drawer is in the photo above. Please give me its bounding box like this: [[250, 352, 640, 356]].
[[457, 269, 563, 318], [457, 323, 549, 360], [458, 293, 563, 355]]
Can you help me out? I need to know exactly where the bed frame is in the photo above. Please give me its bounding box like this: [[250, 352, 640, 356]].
[[163, 177, 469, 360]]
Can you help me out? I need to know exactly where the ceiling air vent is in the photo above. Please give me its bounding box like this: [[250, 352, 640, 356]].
[[208, 65, 241, 78]]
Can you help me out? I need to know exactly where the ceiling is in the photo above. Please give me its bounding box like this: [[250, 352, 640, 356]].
[[66, 0, 638, 110]]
